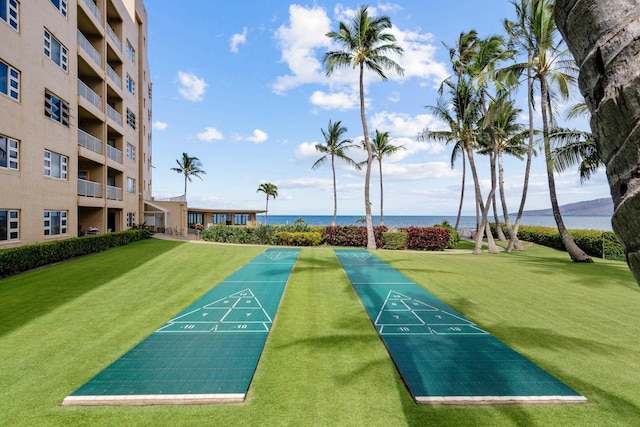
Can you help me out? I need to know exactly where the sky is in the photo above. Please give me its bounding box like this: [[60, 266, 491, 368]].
[[146, 0, 611, 217]]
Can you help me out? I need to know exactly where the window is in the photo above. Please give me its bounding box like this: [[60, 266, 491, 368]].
[[126, 212, 135, 227], [0, 0, 18, 31], [0, 134, 18, 170], [212, 214, 227, 225], [44, 29, 68, 71], [44, 210, 67, 236], [188, 213, 204, 228], [45, 90, 70, 126], [0, 59, 19, 100], [126, 40, 135, 62], [234, 214, 249, 225], [50, 0, 66, 17], [126, 109, 136, 129], [44, 150, 68, 179], [0, 209, 19, 241], [126, 143, 135, 160], [127, 177, 135, 193], [126, 74, 135, 94]]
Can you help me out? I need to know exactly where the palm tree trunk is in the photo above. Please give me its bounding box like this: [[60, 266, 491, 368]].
[[493, 190, 506, 241], [359, 63, 376, 250], [498, 151, 520, 248], [454, 151, 466, 231], [378, 158, 384, 226], [466, 145, 487, 254], [184, 174, 188, 198], [264, 196, 269, 225], [556, 0, 639, 281], [331, 155, 337, 226], [540, 78, 591, 262]]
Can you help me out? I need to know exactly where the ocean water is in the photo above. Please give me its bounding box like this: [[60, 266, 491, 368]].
[[266, 215, 613, 231]]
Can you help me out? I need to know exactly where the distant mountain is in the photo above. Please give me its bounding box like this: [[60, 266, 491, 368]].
[[520, 197, 613, 216]]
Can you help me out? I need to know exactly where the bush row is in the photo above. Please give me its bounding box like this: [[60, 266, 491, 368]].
[[491, 223, 624, 260], [323, 225, 387, 248], [275, 231, 323, 246], [405, 227, 451, 251], [0, 229, 151, 278]]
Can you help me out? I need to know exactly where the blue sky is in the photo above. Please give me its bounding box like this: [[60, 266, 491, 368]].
[[146, 1, 610, 216]]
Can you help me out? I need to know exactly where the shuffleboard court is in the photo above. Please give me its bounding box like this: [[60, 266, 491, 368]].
[[62, 248, 300, 406], [335, 249, 587, 405]]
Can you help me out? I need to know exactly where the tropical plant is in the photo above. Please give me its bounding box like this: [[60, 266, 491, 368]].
[[170, 152, 206, 198], [256, 183, 278, 225], [550, 128, 602, 182], [366, 130, 405, 226], [502, 0, 591, 262], [312, 120, 361, 226], [323, 5, 404, 250]]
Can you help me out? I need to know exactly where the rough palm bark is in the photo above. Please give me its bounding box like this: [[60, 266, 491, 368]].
[[555, 1, 640, 283]]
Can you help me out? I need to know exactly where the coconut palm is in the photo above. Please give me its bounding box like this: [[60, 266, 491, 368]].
[[366, 130, 405, 226], [312, 120, 361, 226], [550, 128, 602, 182], [170, 152, 206, 199], [556, 0, 640, 282], [323, 6, 404, 249], [503, 0, 591, 262], [256, 182, 278, 225]]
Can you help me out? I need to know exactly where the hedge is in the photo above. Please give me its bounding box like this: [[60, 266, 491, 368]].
[[0, 229, 150, 278], [323, 226, 387, 248], [274, 231, 323, 246], [382, 232, 408, 250], [406, 227, 451, 251]]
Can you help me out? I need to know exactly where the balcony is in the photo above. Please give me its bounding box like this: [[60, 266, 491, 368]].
[[106, 24, 122, 52], [82, 0, 101, 23], [107, 104, 122, 125], [107, 145, 123, 163], [78, 129, 103, 154], [107, 185, 123, 200], [78, 179, 103, 197], [78, 79, 103, 111], [77, 30, 101, 67], [107, 64, 122, 88]]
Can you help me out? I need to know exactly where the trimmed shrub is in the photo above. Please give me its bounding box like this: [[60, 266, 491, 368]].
[[382, 232, 408, 250], [0, 230, 149, 278], [406, 227, 450, 251], [323, 225, 387, 248], [433, 220, 459, 248], [274, 231, 322, 246]]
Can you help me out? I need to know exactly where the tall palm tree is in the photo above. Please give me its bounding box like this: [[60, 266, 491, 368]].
[[550, 128, 602, 182], [323, 6, 404, 250], [504, 0, 591, 262], [367, 130, 404, 226], [170, 152, 206, 199], [256, 182, 278, 225], [312, 120, 361, 226]]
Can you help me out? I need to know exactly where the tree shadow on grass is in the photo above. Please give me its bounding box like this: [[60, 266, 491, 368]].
[[0, 239, 185, 338]]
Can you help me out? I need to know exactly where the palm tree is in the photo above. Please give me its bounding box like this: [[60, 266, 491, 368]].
[[170, 152, 206, 199], [550, 128, 602, 182], [504, 0, 591, 262], [256, 183, 278, 225], [556, 0, 640, 282], [312, 120, 361, 226], [323, 6, 404, 250], [367, 130, 404, 226]]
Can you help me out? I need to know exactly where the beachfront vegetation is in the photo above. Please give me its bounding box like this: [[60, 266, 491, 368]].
[[1, 239, 639, 426], [324, 6, 404, 250]]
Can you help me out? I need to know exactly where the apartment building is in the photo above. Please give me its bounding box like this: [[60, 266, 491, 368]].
[[0, 0, 152, 249]]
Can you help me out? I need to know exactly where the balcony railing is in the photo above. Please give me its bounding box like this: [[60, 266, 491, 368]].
[[107, 64, 122, 88], [106, 24, 122, 51], [107, 185, 123, 200], [78, 79, 103, 111], [107, 145, 123, 163], [78, 129, 103, 154], [82, 0, 101, 23], [77, 30, 101, 66], [107, 104, 122, 125], [78, 179, 103, 198]]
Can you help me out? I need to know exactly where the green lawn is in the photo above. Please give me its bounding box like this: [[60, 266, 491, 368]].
[[1, 239, 639, 426]]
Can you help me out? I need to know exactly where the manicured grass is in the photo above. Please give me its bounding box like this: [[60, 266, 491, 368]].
[[1, 239, 639, 426]]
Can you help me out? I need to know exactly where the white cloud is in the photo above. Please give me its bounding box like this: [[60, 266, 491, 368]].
[[177, 71, 208, 102], [271, 5, 332, 94], [388, 27, 449, 86], [245, 129, 268, 143], [196, 127, 223, 142], [153, 120, 168, 130], [277, 177, 333, 192], [309, 90, 359, 111], [294, 142, 320, 163], [370, 111, 447, 138], [230, 27, 248, 53]]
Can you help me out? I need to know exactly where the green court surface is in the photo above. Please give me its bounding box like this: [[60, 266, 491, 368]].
[[62, 248, 300, 406], [335, 249, 587, 405]]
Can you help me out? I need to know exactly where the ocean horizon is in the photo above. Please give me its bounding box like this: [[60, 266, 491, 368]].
[[265, 214, 613, 231]]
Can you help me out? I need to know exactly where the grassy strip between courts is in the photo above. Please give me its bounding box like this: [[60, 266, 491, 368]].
[[0, 239, 639, 426]]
